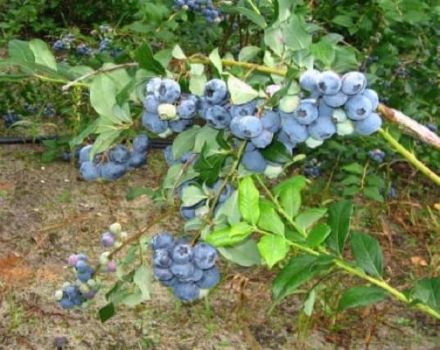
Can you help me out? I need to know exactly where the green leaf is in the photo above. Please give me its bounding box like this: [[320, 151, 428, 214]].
[[306, 223, 331, 248], [295, 208, 327, 232], [332, 46, 359, 73], [133, 266, 151, 300], [214, 190, 241, 225], [209, 48, 222, 74], [272, 255, 332, 301], [99, 302, 115, 323], [274, 176, 307, 219], [181, 185, 208, 207], [29, 39, 57, 71], [8, 40, 35, 66], [193, 146, 227, 186], [193, 125, 219, 153], [227, 75, 259, 105], [311, 38, 335, 67], [134, 43, 165, 75], [90, 74, 117, 117], [222, 6, 267, 28], [258, 235, 289, 268], [172, 126, 199, 160], [91, 130, 122, 157], [206, 222, 254, 247], [172, 44, 186, 59], [342, 162, 364, 175], [260, 141, 292, 163], [338, 286, 388, 311], [303, 289, 316, 316], [218, 239, 261, 267], [283, 15, 312, 51], [239, 176, 260, 225], [327, 200, 353, 255], [189, 63, 206, 96], [239, 46, 261, 62], [258, 200, 285, 236], [363, 186, 384, 202], [412, 278, 440, 311], [351, 232, 384, 277]]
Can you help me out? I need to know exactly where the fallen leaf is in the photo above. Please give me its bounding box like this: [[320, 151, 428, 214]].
[[410, 256, 428, 267]]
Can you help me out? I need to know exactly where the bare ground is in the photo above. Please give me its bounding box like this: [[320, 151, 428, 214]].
[[0, 144, 439, 350]]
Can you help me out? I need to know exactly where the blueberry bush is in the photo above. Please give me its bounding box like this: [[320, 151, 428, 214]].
[[1, 0, 440, 339]]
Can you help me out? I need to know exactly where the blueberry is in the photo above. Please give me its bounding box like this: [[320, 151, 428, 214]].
[[101, 232, 115, 247], [172, 282, 200, 302], [180, 206, 197, 220], [229, 116, 245, 138], [345, 95, 373, 120], [146, 78, 162, 95], [151, 232, 175, 250], [251, 130, 274, 148], [128, 152, 147, 168], [160, 276, 177, 287], [109, 145, 130, 164], [59, 298, 75, 309], [100, 162, 127, 181], [76, 43, 93, 56], [154, 267, 174, 281], [179, 267, 204, 282], [172, 243, 193, 263], [177, 95, 199, 119], [79, 161, 100, 181], [67, 254, 79, 266], [299, 69, 320, 93], [157, 79, 181, 104], [98, 38, 112, 52], [204, 79, 228, 104], [42, 104, 56, 117], [170, 262, 195, 280], [317, 71, 342, 95], [238, 116, 263, 138], [307, 116, 336, 141], [196, 266, 220, 289], [426, 123, 438, 133], [132, 134, 149, 153], [204, 105, 232, 129], [261, 110, 281, 133], [193, 243, 217, 270], [341, 72, 367, 95], [142, 112, 169, 133], [281, 117, 309, 143], [293, 99, 319, 125], [2, 111, 20, 128], [229, 101, 257, 118], [362, 89, 379, 110], [276, 131, 297, 154], [106, 261, 117, 273], [143, 95, 159, 113], [77, 271, 92, 283], [368, 149, 386, 163], [304, 165, 321, 178], [323, 91, 348, 108], [75, 260, 89, 273], [354, 113, 382, 135], [242, 150, 267, 173], [53, 40, 66, 51], [79, 145, 93, 163], [212, 181, 234, 203], [169, 119, 192, 133], [153, 249, 173, 268]]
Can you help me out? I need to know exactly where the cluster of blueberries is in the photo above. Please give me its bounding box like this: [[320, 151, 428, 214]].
[[55, 223, 123, 309], [52, 27, 121, 57], [140, 70, 383, 174], [174, 0, 222, 23], [1, 104, 56, 128], [151, 232, 220, 302], [1, 111, 20, 128], [78, 134, 149, 181]]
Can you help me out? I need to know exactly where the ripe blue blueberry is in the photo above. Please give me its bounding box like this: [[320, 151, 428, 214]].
[[143, 95, 159, 113], [170, 262, 195, 280], [323, 91, 348, 108], [109, 145, 131, 164], [276, 131, 297, 154], [157, 79, 181, 104], [154, 267, 174, 281], [362, 89, 379, 110], [368, 149, 386, 163], [193, 243, 217, 270], [251, 130, 274, 148], [293, 99, 319, 125], [318, 99, 334, 118], [180, 206, 197, 220], [204, 79, 228, 104], [354, 113, 382, 135], [308, 117, 337, 141], [79, 145, 93, 163], [341, 72, 367, 95], [281, 117, 309, 143], [153, 249, 173, 268], [204, 105, 232, 129], [128, 152, 147, 168], [261, 110, 281, 133], [132, 135, 149, 153], [346, 95, 373, 120], [299, 69, 320, 93], [242, 150, 267, 173], [179, 267, 204, 283], [229, 101, 257, 118], [172, 282, 200, 302], [59, 298, 75, 309], [317, 71, 342, 95], [177, 95, 199, 119], [151, 232, 175, 250], [100, 162, 127, 181], [196, 266, 220, 289], [172, 243, 193, 263], [141, 112, 168, 134], [101, 232, 115, 247], [75, 260, 89, 273], [238, 116, 263, 138], [79, 161, 100, 181], [169, 119, 192, 133], [229, 116, 245, 138]]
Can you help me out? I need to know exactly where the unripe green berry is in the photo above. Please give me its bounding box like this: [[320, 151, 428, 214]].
[[305, 137, 324, 148], [279, 95, 300, 113], [158, 104, 177, 120], [109, 222, 122, 234], [55, 290, 63, 301], [337, 119, 355, 136], [332, 109, 347, 123], [100, 252, 110, 265]]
